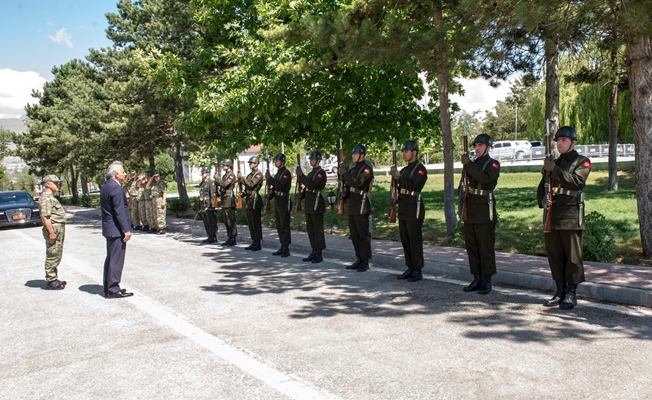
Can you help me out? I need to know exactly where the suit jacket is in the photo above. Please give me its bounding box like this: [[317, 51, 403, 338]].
[[101, 178, 131, 238]]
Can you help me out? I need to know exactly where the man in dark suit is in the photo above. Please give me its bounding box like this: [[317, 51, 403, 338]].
[[101, 161, 133, 298]]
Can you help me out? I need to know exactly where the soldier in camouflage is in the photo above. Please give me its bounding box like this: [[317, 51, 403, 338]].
[[136, 175, 148, 231], [126, 170, 140, 230], [38, 175, 67, 290], [144, 174, 157, 233], [151, 172, 167, 234]]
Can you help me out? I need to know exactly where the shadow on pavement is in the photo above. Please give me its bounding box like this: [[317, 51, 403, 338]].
[[79, 284, 105, 297], [24, 279, 46, 290]]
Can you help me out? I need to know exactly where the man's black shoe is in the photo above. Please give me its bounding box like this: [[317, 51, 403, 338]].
[[398, 268, 414, 280], [302, 249, 316, 262], [463, 275, 482, 292], [407, 269, 422, 282], [281, 246, 290, 257], [356, 259, 369, 272], [156, 229, 166, 235], [543, 280, 566, 307], [142, 225, 150, 232], [478, 276, 492, 295], [244, 241, 255, 250], [272, 246, 284, 256], [134, 226, 142, 231], [106, 291, 134, 299], [45, 280, 66, 290], [250, 240, 262, 251], [148, 228, 157, 233], [346, 258, 362, 270], [104, 288, 127, 297], [311, 250, 323, 264], [560, 283, 578, 310]]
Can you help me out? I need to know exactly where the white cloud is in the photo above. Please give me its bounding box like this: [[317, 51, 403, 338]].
[[0, 69, 47, 118], [450, 77, 515, 115], [49, 28, 73, 48]]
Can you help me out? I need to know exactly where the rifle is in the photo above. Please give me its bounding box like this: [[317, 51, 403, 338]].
[[236, 159, 244, 209], [388, 138, 397, 223], [460, 123, 469, 221], [337, 138, 345, 214], [543, 119, 554, 233], [212, 158, 219, 208], [264, 150, 272, 211], [295, 144, 303, 212]]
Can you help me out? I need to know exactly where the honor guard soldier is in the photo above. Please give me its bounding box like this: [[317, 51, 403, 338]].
[[266, 153, 292, 257], [38, 175, 67, 290], [537, 126, 591, 310], [460, 134, 500, 294], [136, 175, 148, 231], [339, 144, 374, 272], [144, 174, 157, 233], [151, 171, 167, 234], [125, 170, 140, 230], [199, 167, 218, 244], [296, 151, 327, 263], [390, 140, 428, 282], [240, 156, 264, 251], [216, 159, 238, 246]]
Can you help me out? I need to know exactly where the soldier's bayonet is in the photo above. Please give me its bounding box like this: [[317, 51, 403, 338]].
[[578, 191, 584, 226], [314, 189, 320, 211], [488, 192, 494, 222], [416, 193, 422, 219], [360, 190, 367, 215]]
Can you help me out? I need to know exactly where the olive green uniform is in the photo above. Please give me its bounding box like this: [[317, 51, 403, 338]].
[[151, 179, 167, 230], [199, 177, 218, 238], [396, 161, 428, 271], [38, 191, 67, 282], [537, 150, 591, 284], [143, 184, 155, 229], [126, 178, 140, 228], [242, 168, 264, 241], [268, 166, 292, 246], [460, 154, 500, 276], [342, 161, 374, 261], [216, 170, 238, 240], [137, 184, 147, 228], [298, 166, 327, 251]]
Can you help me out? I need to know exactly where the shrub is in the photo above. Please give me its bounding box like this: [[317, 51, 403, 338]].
[[168, 198, 190, 217], [583, 211, 616, 262], [80, 194, 92, 208]]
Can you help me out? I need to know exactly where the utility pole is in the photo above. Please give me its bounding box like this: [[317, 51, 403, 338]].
[[514, 105, 518, 140]]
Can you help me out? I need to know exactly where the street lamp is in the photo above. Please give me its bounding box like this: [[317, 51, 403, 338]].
[[327, 190, 336, 210]]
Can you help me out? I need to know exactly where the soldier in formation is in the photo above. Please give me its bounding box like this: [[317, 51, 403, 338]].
[[296, 151, 327, 264], [216, 159, 238, 246], [136, 175, 148, 231], [38, 175, 67, 290], [538, 126, 591, 310], [459, 134, 500, 295], [150, 172, 167, 234], [125, 170, 140, 230], [240, 156, 264, 251], [199, 168, 218, 244], [266, 153, 292, 257], [339, 144, 374, 272], [390, 140, 428, 282]]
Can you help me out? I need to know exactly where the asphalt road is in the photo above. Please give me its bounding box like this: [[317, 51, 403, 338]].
[[2, 216, 652, 399]]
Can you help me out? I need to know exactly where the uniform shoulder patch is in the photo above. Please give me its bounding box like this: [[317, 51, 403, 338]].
[[317, 173, 323, 179], [227, 176, 234, 181], [255, 173, 262, 179], [492, 162, 499, 169], [417, 169, 425, 176], [583, 160, 592, 168], [363, 168, 370, 174], [283, 174, 289, 180]]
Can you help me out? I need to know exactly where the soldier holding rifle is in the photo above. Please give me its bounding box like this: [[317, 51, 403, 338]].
[[338, 144, 374, 272], [240, 156, 264, 251], [459, 134, 500, 295], [199, 168, 218, 244], [296, 151, 328, 264], [389, 140, 428, 282], [537, 126, 591, 310], [266, 153, 292, 257], [216, 159, 238, 246]]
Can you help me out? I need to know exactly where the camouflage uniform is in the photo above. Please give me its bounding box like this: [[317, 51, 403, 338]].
[[126, 177, 140, 228], [151, 178, 167, 230], [38, 191, 67, 283], [143, 179, 155, 230], [137, 180, 148, 229]]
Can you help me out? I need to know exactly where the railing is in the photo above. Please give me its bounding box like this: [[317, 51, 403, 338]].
[[489, 143, 635, 163]]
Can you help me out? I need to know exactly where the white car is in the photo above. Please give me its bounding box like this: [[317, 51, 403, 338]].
[[490, 140, 532, 161]]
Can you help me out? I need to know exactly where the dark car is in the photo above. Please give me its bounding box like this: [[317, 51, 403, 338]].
[[0, 190, 42, 227]]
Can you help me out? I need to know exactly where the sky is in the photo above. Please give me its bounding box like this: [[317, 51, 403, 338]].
[[0, 0, 512, 120]]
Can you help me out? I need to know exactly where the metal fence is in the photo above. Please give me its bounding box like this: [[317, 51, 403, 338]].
[[493, 143, 635, 163]]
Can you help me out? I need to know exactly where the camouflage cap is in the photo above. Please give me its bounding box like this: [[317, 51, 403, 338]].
[[42, 175, 62, 183]]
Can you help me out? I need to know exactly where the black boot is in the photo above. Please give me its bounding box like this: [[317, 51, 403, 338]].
[[207, 235, 217, 244], [560, 283, 578, 310], [143, 225, 149, 232], [200, 236, 212, 244], [543, 280, 566, 307], [311, 249, 323, 263], [398, 268, 413, 280], [245, 241, 255, 250], [356, 259, 369, 272], [222, 237, 236, 246], [250, 240, 262, 251], [272, 246, 284, 256], [134, 225, 142, 231], [156, 229, 166, 235], [346, 258, 362, 270], [302, 249, 316, 262], [281, 245, 290, 257], [407, 269, 422, 282], [463, 275, 482, 292], [478, 275, 492, 295], [148, 227, 157, 233]]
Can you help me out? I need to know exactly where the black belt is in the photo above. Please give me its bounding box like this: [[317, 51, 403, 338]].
[[274, 191, 288, 196], [469, 188, 493, 196], [304, 188, 321, 193], [399, 188, 420, 196], [349, 187, 367, 195], [552, 187, 580, 196]]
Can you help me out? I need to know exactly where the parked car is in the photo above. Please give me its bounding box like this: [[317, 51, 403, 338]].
[[322, 156, 339, 175], [530, 140, 543, 147], [0, 190, 42, 227], [490, 140, 532, 160]]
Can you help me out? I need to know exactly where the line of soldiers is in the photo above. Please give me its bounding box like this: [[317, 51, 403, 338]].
[[193, 130, 590, 311], [124, 170, 168, 235]]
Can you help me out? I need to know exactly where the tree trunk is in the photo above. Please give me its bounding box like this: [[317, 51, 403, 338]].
[[70, 164, 78, 200], [544, 39, 560, 134], [434, 8, 457, 237], [626, 35, 652, 257], [148, 153, 156, 175], [608, 47, 619, 191], [81, 172, 89, 195], [171, 128, 189, 205]]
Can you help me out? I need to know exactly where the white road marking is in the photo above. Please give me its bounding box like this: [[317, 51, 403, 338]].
[[13, 229, 341, 400]]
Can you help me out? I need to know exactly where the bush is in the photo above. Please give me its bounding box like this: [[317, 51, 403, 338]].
[[168, 198, 190, 217], [583, 211, 616, 262], [81, 194, 93, 208]]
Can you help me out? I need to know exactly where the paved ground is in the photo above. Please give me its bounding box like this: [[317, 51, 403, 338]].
[[2, 211, 652, 399]]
